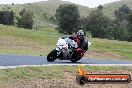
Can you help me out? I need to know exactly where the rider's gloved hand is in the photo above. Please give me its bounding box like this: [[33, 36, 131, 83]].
[[75, 48, 82, 53]]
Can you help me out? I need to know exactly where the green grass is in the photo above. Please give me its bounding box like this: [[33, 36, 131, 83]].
[[0, 66, 119, 80], [84, 66, 118, 72], [0, 66, 64, 80], [0, 24, 132, 60], [0, 24, 59, 55], [89, 38, 132, 60], [112, 50, 132, 59]]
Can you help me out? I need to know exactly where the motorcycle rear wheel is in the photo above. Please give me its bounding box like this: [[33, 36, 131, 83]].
[[70, 52, 82, 63], [70, 59, 78, 63], [47, 49, 57, 62]]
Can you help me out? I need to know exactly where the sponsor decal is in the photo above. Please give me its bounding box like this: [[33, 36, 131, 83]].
[[76, 65, 131, 85]]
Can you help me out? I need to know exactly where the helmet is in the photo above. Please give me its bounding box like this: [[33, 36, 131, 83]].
[[76, 30, 84, 40], [77, 30, 84, 36]]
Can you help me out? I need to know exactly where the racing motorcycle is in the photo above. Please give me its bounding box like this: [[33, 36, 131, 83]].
[[47, 37, 91, 62]]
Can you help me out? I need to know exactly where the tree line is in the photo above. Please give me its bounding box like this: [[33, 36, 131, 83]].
[[0, 7, 56, 29], [0, 8, 33, 29], [0, 4, 132, 41], [55, 4, 132, 42]]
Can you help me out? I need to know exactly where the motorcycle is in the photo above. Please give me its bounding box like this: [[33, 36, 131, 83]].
[[47, 37, 91, 62]]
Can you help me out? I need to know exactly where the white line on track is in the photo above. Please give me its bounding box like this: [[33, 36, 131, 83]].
[[0, 64, 132, 69]]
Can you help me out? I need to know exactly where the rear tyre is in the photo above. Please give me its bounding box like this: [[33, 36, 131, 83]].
[[70, 52, 82, 63], [70, 57, 81, 62], [70, 59, 78, 63], [47, 49, 57, 62]]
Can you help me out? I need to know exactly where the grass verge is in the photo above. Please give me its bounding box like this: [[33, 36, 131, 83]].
[[0, 66, 119, 81]]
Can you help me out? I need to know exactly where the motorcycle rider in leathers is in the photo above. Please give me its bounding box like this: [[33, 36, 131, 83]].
[[63, 30, 88, 59]]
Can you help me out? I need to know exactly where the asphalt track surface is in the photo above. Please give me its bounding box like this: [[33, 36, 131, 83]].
[[0, 54, 132, 66]]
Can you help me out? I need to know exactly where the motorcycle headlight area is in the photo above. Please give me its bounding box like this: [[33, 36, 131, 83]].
[[62, 44, 68, 50]]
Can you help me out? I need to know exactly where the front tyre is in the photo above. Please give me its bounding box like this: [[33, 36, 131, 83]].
[[47, 49, 57, 62]]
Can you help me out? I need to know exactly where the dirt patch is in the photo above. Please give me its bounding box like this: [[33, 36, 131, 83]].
[[0, 69, 131, 88], [84, 50, 127, 60], [0, 36, 42, 49], [0, 36, 52, 54]]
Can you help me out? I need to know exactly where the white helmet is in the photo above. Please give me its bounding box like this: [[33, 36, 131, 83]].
[[77, 30, 84, 36], [77, 30, 84, 39]]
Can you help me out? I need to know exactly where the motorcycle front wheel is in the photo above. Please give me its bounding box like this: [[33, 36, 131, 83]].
[[47, 49, 57, 62]]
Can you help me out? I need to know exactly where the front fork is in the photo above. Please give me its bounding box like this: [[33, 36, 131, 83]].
[[56, 48, 61, 56]]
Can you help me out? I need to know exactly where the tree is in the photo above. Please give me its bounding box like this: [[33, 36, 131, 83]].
[[112, 22, 130, 41], [49, 16, 56, 23], [113, 4, 131, 41], [43, 13, 48, 20], [55, 4, 80, 34], [98, 5, 103, 11], [119, 4, 130, 14], [128, 12, 132, 41], [12, 3, 14, 5], [0, 11, 15, 25], [0, 5, 15, 25], [16, 8, 34, 29], [78, 17, 88, 31], [114, 4, 130, 27], [128, 12, 132, 24], [84, 10, 110, 38]]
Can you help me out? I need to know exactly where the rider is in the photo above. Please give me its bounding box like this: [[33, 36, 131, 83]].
[[68, 30, 88, 55]]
